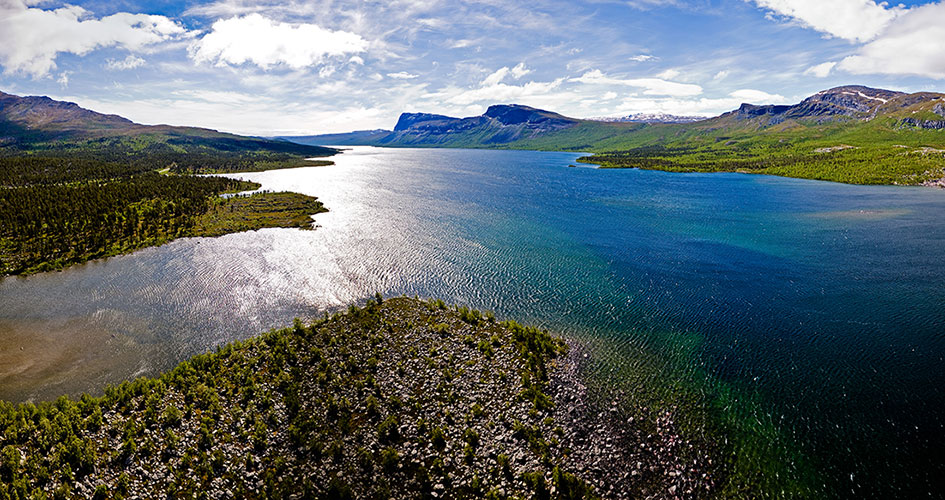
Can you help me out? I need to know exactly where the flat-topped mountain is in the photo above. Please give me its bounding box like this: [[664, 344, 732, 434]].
[[287, 104, 582, 147], [380, 104, 580, 146]]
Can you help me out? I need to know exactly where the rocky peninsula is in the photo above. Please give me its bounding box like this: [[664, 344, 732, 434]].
[[0, 297, 717, 499]]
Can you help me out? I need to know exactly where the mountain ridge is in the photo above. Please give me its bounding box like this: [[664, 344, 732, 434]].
[[285, 85, 945, 149], [0, 89, 337, 159]]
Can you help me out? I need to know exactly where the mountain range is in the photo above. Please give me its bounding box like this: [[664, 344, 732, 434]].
[[284, 85, 945, 152], [1, 86, 942, 185]]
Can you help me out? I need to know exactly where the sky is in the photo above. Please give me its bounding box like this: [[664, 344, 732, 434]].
[[1, 0, 944, 135]]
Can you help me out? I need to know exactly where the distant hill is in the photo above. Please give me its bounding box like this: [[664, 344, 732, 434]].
[[0, 90, 336, 159], [282, 129, 392, 146]]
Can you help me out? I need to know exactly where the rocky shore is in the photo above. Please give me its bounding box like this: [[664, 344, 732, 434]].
[[0, 297, 715, 499]]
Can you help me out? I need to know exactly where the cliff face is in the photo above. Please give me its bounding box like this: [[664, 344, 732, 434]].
[[378, 104, 581, 146]]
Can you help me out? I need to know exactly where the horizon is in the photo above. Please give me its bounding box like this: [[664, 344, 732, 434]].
[[2, 0, 944, 136]]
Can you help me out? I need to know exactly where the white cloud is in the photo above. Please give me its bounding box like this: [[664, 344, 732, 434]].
[[189, 13, 369, 70], [571, 69, 703, 97], [0, 0, 185, 77], [609, 89, 789, 118], [713, 70, 729, 80], [510, 62, 531, 79], [804, 61, 836, 77], [750, 0, 904, 42], [481, 63, 531, 86], [655, 68, 680, 80], [56, 71, 71, 87], [387, 71, 419, 79], [836, 2, 945, 79], [629, 54, 657, 62], [753, 1, 945, 79], [728, 89, 786, 102], [106, 55, 146, 71], [424, 78, 567, 107], [449, 39, 476, 48], [65, 93, 392, 136]]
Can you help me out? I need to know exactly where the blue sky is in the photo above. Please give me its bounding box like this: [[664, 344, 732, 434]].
[[2, 0, 944, 135]]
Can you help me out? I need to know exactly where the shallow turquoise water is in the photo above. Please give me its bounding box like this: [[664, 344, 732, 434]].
[[1, 147, 943, 497]]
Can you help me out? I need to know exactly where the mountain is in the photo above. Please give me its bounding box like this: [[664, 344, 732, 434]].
[[592, 113, 706, 124], [716, 85, 945, 126], [285, 85, 945, 185], [284, 104, 582, 148], [0, 90, 336, 158], [280, 129, 392, 146]]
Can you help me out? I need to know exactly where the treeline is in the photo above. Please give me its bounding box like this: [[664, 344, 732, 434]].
[[0, 149, 328, 178], [0, 157, 146, 187], [581, 144, 945, 185], [0, 165, 257, 274]]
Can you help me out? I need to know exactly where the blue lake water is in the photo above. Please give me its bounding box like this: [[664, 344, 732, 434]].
[[1, 146, 943, 497]]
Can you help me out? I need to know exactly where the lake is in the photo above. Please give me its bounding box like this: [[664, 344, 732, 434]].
[[2, 146, 943, 498]]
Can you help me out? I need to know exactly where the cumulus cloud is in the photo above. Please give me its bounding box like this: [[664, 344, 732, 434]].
[[387, 71, 419, 79], [0, 0, 185, 77], [629, 54, 658, 62], [189, 13, 369, 70], [571, 69, 703, 97], [424, 78, 567, 107], [510, 62, 531, 79], [106, 55, 146, 70], [804, 61, 836, 77], [728, 89, 786, 102], [753, 0, 945, 79], [836, 2, 945, 79], [481, 63, 531, 86], [750, 0, 904, 42], [655, 68, 680, 80]]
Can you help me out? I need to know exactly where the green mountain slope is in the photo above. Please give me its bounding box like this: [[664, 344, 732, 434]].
[[0, 90, 337, 171], [291, 86, 945, 185]]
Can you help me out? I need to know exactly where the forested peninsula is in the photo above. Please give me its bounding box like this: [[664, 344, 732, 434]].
[[0, 155, 328, 275], [0, 297, 719, 499]]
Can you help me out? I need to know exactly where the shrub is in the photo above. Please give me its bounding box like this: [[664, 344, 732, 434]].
[[378, 415, 400, 444], [379, 447, 399, 472]]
